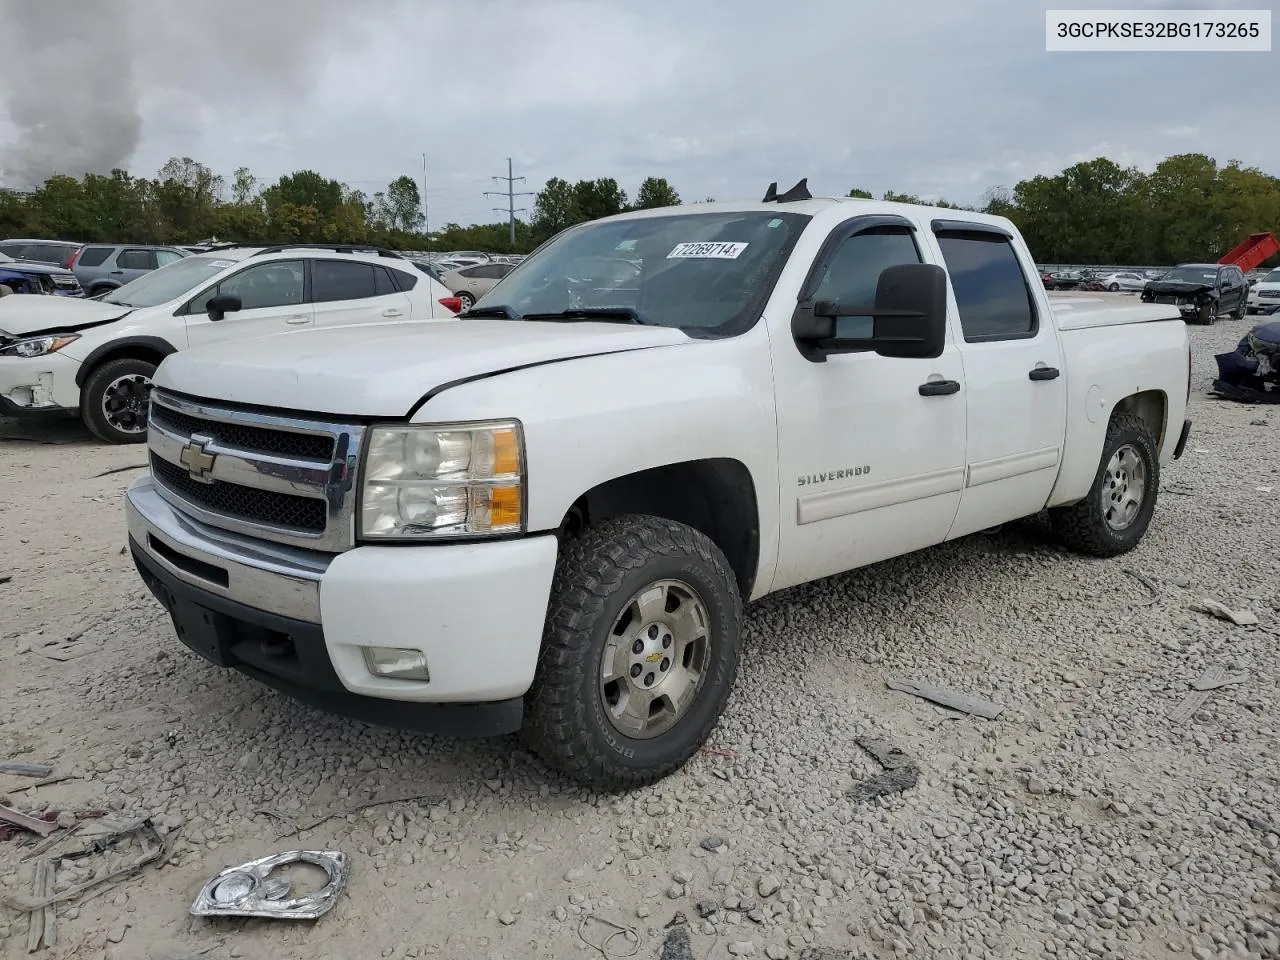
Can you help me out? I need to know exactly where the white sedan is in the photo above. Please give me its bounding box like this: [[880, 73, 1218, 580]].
[[1097, 272, 1148, 292]]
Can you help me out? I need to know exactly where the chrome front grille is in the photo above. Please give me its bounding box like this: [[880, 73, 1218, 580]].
[[146, 389, 366, 552]]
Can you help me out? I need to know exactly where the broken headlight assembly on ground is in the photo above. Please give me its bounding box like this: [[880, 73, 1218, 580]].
[[190, 850, 350, 920], [1212, 320, 1280, 404]]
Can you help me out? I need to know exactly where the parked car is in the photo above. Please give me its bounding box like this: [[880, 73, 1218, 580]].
[[1246, 267, 1280, 316], [0, 250, 85, 297], [409, 259, 450, 284], [1044, 271, 1085, 290], [1141, 263, 1250, 324], [122, 190, 1192, 790], [440, 261, 518, 309], [0, 244, 458, 443], [0, 238, 84, 269], [1097, 271, 1148, 292], [73, 244, 190, 298]]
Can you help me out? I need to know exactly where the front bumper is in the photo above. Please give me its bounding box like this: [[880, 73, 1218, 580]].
[[1247, 301, 1280, 315], [0, 354, 82, 415], [126, 477, 559, 735]]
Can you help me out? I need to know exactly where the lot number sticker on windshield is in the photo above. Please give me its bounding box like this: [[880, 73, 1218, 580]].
[[667, 242, 748, 260], [207, 260, 235, 268]]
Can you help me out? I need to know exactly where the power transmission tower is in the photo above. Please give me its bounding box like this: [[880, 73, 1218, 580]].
[[484, 158, 535, 247]]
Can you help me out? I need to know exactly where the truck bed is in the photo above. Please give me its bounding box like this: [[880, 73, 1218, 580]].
[[1048, 296, 1181, 330]]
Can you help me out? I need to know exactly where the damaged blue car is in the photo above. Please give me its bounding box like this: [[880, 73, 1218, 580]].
[[0, 250, 84, 297], [1212, 320, 1280, 404]]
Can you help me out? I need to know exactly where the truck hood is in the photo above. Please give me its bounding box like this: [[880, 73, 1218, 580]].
[[1144, 280, 1214, 297], [0, 295, 132, 336], [154, 318, 694, 417]]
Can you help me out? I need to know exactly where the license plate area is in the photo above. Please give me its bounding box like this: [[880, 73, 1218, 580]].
[[170, 599, 234, 667]]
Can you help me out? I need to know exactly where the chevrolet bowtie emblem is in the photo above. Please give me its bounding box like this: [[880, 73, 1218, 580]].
[[179, 437, 216, 481]]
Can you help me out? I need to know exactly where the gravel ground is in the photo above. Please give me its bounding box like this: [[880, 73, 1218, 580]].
[[1, 311, 1278, 960]]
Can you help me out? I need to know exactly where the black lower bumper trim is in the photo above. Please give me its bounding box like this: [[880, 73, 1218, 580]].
[[129, 537, 523, 738], [1173, 418, 1192, 459]]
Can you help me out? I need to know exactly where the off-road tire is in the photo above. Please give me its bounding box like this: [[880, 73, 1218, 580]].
[[1049, 412, 1159, 557], [81, 357, 156, 444], [524, 515, 742, 791]]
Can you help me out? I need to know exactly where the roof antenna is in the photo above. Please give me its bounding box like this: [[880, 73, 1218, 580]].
[[762, 182, 778, 202], [776, 178, 812, 202]]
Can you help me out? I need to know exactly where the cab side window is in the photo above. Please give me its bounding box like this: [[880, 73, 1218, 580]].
[[812, 229, 922, 339], [935, 232, 1037, 341]]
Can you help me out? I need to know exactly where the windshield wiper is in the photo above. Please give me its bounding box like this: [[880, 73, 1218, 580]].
[[522, 307, 654, 326], [460, 304, 521, 320]]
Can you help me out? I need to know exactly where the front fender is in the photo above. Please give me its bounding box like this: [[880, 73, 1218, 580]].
[[413, 326, 781, 589]]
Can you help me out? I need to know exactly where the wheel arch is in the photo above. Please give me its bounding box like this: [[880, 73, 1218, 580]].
[[74, 337, 178, 388], [559, 457, 761, 600]]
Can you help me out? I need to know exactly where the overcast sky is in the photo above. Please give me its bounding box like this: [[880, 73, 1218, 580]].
[[0, 0, 1276, 227]]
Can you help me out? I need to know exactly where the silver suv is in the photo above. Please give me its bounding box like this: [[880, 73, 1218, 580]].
[[73, 244, 189, 298]]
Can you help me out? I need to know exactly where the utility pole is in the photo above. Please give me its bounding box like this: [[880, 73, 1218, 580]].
[[421, 153, 430, 252], [484, 158, 535, 247]]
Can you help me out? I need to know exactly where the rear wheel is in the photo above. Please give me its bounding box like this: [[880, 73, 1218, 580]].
[[81, 357, 156, 444], [1049, 412, 1159, 557], [457, 291, 475, 311], [524, 515, 742, 791], [1109, 283, 1120, 292], [1232, 297, 1247, 320]]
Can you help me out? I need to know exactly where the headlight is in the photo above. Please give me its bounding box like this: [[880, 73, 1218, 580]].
[[0, 333, 80, 358], [359, 420, 525, 539]]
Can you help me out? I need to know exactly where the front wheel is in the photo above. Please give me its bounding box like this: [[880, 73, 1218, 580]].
[[1197, 302, 1216, 325], [1049, 412, 1159, 557], [524, 515, 742, 791], [81, 357, 156, 444], [1109, 283, 1120, 292]]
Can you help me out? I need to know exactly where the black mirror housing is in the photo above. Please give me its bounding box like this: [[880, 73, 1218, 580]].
[[791, 262, 949, 361], [870, 262, 948, 359], [207, 294, 242, 322]]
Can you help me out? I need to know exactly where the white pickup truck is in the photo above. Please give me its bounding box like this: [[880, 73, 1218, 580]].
[[124, 185, 1192, 790]]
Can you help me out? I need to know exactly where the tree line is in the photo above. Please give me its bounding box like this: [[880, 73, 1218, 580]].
[[1, 153, 1276, 266]]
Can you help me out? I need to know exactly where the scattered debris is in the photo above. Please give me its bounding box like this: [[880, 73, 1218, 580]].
[[577, 913, 642, 960], [1124, 569, 1161, 600], [701, 746, 738, 759], [0, 803, 58, 838], [271, 791, 445, 841], [1257, 486, 1274, 494], [0, 763, 54, 779], [885, 677, 1004, 719], [1190, 598, 1259, 626], [6, 775, 79, 795], [1191, 665, 1249, 691], [1169, 666, 1247, 724], [2, 817, 172, 914], [25, 858, 55, 951], [696, 899, 719, 918], [190, 850, 349, 920], [658, 914, 692, 960], [90, 463, 148, 478], [847, 737, 921, 803], [0, 575, 11, 586]]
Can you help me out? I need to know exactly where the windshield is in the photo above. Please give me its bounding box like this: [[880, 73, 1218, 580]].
[[1162, 266, 1218, 284], [101, 254, 240, 307], [474, 210, 810, 334]]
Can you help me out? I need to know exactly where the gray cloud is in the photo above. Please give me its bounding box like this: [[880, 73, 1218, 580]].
[[1, 0, 1276, 223]]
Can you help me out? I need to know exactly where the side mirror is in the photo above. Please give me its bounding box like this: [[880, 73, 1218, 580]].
[[206, 294, 242, 322], [791, 262, 949, 361]]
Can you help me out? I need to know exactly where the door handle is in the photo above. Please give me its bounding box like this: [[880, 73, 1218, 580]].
[[285, 316, 310, 325], [919, 379, 960, 396], [381, 308, 404, 318], [1029, 366, 1060, 381], [110, 270, 124, 275]]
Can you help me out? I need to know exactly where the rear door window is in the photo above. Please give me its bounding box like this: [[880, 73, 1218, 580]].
[[935, 232, 1038, 341], [312, 260, 377, 302]]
